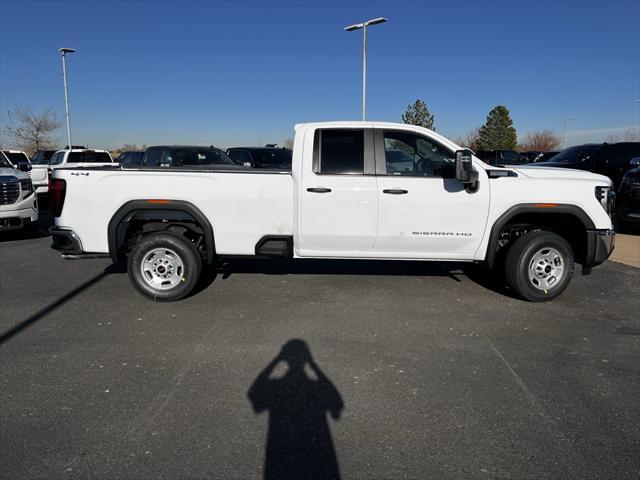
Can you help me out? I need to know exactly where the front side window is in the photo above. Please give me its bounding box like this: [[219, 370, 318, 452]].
[[383, 130, 454, 177], [318, 129, 364, 174]]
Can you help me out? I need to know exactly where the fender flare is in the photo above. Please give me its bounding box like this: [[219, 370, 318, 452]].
[[107, 200, 216, 264], [484, 203, 595, 268]]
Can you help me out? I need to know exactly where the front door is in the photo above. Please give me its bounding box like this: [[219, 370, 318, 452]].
[[373, 128, 490, 259], [297, 128, 379, 256]]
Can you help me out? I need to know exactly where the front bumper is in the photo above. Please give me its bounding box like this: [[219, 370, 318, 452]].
[[583, 229, 615, 269], [0, 205, 39, 231]]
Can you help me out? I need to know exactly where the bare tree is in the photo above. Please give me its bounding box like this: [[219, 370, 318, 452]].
[[518, 129, 561, 152], [3, 106, 62, 155], [284, 138, 294, 150], [452, 128, 481, 151]]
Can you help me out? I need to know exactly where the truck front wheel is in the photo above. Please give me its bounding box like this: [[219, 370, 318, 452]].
[[127, 232, 202, 301], [504, 230, 574, 302]]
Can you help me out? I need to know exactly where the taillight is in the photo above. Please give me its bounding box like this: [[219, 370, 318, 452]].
[[49, 178, 66, 217]]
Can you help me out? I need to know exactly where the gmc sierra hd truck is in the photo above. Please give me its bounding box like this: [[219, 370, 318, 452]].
[[49, 122, 615, 302]]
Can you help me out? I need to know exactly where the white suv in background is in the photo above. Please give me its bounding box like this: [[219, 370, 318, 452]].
[[31, 149, 116, 193], [0, 151, 38, 231]]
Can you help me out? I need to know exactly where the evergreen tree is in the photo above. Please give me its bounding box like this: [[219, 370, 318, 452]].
[[401, 99, 435, 130], [477, 105, 517, 150]]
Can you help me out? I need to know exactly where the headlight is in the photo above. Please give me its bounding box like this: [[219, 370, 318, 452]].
[[19, 178, 34, 198], [595, 186, 614, 215]]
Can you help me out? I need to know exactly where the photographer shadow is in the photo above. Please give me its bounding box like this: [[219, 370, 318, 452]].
[[248, 339, 343, 480]]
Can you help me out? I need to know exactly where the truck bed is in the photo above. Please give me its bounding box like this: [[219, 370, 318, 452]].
[[55, 167, 293, 255]]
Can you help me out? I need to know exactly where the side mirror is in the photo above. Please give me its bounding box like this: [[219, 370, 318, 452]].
[[630, 157, 640, 167], [455, 149, 475, 183], [17, 161, 32, 172]]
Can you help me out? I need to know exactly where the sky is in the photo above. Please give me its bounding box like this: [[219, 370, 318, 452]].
[[1, 0, 639, 149]]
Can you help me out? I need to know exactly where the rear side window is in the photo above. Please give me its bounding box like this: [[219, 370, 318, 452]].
[[317, 130, 364, 174]]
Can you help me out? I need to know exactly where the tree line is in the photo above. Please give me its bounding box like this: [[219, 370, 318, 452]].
[[401, 99, 562, 152]]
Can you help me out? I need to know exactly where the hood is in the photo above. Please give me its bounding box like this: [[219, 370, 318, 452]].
[[0, 166, 29, 180], [510, 164, 611, 184]]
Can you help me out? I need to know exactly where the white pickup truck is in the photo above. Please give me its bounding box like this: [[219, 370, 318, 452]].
[[30, 149, 115, 193], [0, 151, 38, 231], [49, 121, 615, 302]]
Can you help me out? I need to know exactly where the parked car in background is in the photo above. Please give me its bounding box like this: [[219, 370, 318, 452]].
[[536, 142, 640, 189], [615, 160, 640, 231], [0, 151, 38, 231], [476, 149, 527, 165], [30, 149, 115, 194], [2, 150, 31, 168], [534, 151, 560, 163], [520, 151, 543, 163], [50, 121, 614, 303], [115, 151, 144, 166], [137, 146, 240, 168], [226, 146, 293, 169], [29, 149, 58, 193]]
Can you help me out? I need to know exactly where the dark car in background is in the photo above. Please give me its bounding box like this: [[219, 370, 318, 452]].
[[538, 142, 640, 189], [534, 151, 560, 162], [520, 151, 543, 163], [615, 163, 640, 232], [139, 145, 240, 169], [476, 149, 527, 166], [226, 147, 292, 170], [115, 151, 144, 166]]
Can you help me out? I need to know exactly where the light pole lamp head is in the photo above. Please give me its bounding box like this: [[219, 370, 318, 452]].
[[365, 17, 387, 26], [344, 22, 364, 31], [59, 48, 76, 55]]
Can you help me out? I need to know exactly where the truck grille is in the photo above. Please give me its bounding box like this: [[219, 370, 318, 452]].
[[0, 177, 20, 205]]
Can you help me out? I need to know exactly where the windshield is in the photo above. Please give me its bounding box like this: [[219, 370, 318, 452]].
[[30, 150, 56, 165], [0, 151, 11, 168], [548, 145, 601, 163], [4, 152, 29, 165]]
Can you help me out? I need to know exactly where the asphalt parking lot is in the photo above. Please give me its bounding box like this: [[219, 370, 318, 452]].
[[1, 217, 639, 479]]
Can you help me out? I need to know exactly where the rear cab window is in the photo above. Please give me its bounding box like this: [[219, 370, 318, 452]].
[[314, 129, 366, 174], [67, 151, 112, 163]]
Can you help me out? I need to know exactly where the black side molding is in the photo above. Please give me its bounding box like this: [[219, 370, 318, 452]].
[[255, 235, 293, 258]]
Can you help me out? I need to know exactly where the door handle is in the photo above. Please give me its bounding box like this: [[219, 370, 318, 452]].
[[307, 187, 332, 193], [383, 189, 408, 195]]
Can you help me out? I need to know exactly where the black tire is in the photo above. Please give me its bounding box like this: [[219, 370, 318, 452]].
[[127, 232, 202, 301], [504, 231, 574, 302]]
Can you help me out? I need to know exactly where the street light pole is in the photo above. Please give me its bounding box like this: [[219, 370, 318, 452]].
[[562, 116, 574, 149], [59, 48, 76, 149], [345, 17, 387, 121]]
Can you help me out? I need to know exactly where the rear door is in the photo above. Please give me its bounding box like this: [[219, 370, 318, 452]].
[[373, 128, 490, 259], [296, 127, 378, 255]]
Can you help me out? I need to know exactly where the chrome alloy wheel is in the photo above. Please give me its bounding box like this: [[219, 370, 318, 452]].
[[528, 247, 564, 291], [140, 247, 185, 290]]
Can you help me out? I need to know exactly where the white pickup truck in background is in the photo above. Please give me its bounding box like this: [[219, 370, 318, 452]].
[[0, 151, 38, 231], [49, 121, 614, 302], [30, 149, 115, 193]]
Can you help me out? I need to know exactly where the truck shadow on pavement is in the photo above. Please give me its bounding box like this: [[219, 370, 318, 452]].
[[214, 258, 512, 297], [249, 339, 343, 480]]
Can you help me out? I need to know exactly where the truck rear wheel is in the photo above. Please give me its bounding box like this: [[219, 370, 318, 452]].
[[127, 232, 202, 301], [504, 230, 574, 302]]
